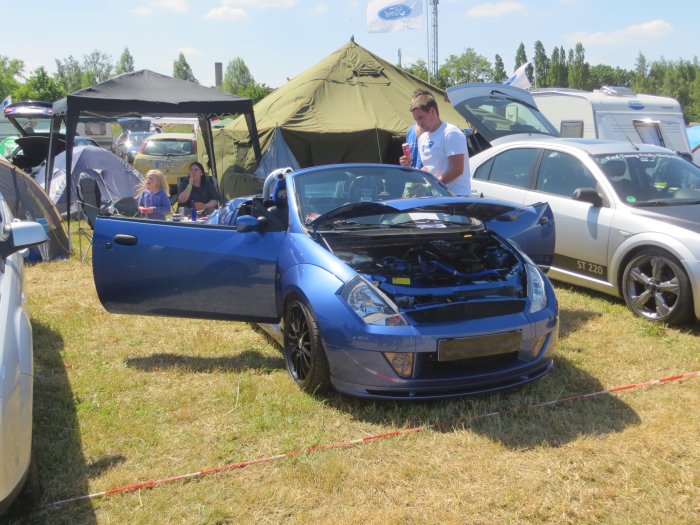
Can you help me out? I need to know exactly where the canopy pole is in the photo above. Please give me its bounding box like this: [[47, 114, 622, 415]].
[[199, 116, 218, 185], [64, 107, 80, 246]]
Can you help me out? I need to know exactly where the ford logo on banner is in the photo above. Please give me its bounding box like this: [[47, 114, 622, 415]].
[[378, 4, 411, 20], [628, 100, 645, 110]]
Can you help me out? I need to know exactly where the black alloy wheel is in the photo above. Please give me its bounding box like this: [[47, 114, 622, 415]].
[[622, 249, 693, 324], [283, 296, 331, 394]]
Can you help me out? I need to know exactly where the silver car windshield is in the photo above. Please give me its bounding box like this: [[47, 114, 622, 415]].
[[595, 153, 700, 206]]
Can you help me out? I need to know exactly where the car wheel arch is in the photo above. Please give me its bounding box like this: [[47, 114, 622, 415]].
[[609, 234, 695, 293], [618, 245, 694, 324]]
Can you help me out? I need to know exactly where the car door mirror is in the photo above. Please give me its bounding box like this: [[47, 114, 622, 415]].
[[572, 187, 603, 207], [0, 221, 48, 259], [235, 215, 263, 233]]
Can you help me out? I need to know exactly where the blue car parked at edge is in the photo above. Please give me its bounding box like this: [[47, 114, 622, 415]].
[[92, 164, 558, 400]]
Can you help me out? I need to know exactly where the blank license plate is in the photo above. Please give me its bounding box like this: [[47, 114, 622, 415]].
[[437, 331, 521, 361], [155, 161, 181, 169]]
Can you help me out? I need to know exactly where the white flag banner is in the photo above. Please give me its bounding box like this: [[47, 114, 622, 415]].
[[0, 95, 11, 110], [367, 0, 423, 33], [504, 61, 532, 90]]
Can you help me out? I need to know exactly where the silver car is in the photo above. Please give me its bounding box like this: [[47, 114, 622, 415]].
[[0, 194, 48, 514], [448, 83, 700, 324]]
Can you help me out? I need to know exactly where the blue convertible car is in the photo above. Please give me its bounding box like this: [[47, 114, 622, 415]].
[[93, 164, 558, 399]]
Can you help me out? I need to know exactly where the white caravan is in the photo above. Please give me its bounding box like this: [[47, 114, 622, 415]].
[[531, 87, 691, 156]]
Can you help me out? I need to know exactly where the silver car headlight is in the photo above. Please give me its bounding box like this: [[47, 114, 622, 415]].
[[527, 263, 548, 313], [340, 275, 407, 326]]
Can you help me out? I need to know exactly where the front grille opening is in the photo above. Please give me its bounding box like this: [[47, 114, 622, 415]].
[[407, 300, 526, 323], [419, 352, 520, 378]]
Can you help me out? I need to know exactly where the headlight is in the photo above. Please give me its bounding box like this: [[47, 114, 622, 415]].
[[340, 275, 407, 326], [527, 263, 548, 313]]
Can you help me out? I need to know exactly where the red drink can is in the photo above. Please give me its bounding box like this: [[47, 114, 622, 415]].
[[402, 143, 411, 158]]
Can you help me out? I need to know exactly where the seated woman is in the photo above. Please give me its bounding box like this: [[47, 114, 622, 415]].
[[177, 161, 220, 214]]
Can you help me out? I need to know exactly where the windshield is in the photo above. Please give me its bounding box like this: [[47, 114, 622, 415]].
[[595, 153, 700, 206], [293, 166, 452, 224], [451, 94, 558, 140], [143, 138, 195, 156], [126, 133, 150, 148]]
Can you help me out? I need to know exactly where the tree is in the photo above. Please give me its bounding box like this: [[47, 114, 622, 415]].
[[0, 55, 24, 99], [222, 57, 253, 95], [402, 58, 429, 83], [589, 65, 633, 89], [546, 47, 560, 87], [239, 83, 274, 104], [82, 50, 113, 84], [514, 42, 533, 84], [173, 52, 198, 84], [493, 54, 506, 83], [115, 48, 135, 75], [55, 55, 84, 93], [12, 67, 65, 102], [533, 41, 549, 88], [632, 52, 649, 93], [438, 48, 493, 85], [687, 72, 700, 122], [567, 42, 590, 89]]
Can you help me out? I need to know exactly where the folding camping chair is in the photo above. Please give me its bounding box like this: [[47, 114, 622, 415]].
[[76, 173, 102, 262]]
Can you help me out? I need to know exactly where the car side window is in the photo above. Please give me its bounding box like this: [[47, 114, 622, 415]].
[[473, 158, 493, 180], [536, 150, 596, 198], [486, 148, 539, 188]]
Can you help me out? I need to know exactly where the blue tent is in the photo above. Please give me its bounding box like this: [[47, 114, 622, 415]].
[[35, 145, 143, 215], [686, 125, 700, 149]]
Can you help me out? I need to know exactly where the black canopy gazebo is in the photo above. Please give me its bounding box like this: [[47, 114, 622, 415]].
[[48, 69, 261, 233]]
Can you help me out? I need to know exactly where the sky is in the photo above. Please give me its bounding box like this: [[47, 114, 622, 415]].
[[4, 0, 697, 90]]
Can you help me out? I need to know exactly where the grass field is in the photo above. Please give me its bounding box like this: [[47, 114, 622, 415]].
[[6, 252, 700, 524]]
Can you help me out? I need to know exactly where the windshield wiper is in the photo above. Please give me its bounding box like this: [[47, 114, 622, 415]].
[[636, 200, 700, 207], [489, 89, 539, 111]]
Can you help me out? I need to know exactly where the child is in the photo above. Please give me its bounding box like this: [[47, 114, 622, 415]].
[[138, 170, 172, 220]]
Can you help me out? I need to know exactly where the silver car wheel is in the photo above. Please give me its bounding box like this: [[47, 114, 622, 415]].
[[622, 249, 692, 324]]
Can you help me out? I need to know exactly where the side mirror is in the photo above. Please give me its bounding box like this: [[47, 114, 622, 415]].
[[572, 187, 603, 207], [0, 221, 48, 259], [235, 214, 263, 233]]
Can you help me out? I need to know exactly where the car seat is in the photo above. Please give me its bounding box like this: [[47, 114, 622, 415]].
[[266, 178, 288, 229]]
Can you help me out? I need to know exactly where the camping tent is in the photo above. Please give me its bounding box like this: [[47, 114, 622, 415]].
[[35, 145, 143, 215], [209, 39, 469, 199], [48, 69, 262, 230], [0, 157, 70, 261], [252, 126, 301, 180]]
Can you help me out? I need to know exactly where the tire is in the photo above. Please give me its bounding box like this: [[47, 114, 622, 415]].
[[283, 297, 331, 394], [622, 249, 693, 324]]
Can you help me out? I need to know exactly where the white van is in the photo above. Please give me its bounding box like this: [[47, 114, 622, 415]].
[[76, 120, 115, 150], [531, 86, 691, 156]]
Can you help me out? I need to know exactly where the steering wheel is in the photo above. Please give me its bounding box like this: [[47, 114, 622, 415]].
[[347, 176, 376, 202]]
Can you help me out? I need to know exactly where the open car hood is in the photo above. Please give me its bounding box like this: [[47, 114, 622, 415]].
[[446, 83, 559, 146], [311, 197, 532, 228], [310, 197, 555, 270]]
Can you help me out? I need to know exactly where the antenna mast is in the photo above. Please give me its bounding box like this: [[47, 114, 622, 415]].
[[427, 0, 439, 82]]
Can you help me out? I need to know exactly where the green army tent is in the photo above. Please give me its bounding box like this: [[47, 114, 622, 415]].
[[207, 38, 469, 199]]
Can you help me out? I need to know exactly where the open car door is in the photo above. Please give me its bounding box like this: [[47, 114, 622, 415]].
[[92, 216, 284, 323]]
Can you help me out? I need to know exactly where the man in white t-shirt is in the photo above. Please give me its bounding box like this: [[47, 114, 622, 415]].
[[400, 93, 470, 195]]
